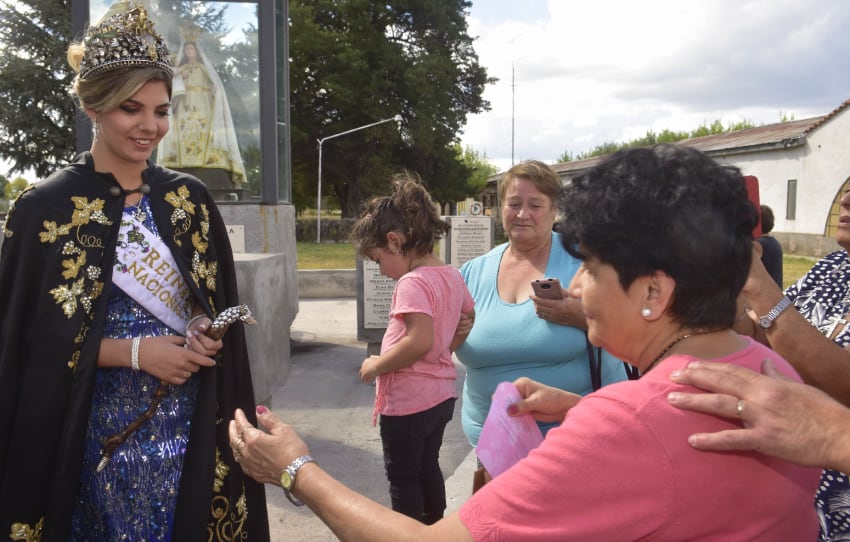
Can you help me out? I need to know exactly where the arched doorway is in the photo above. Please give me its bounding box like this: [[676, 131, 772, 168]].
[[825, 176, 850, 236]]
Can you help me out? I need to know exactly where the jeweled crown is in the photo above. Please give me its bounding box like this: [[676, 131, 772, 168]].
[[79, 1, 173, 80]]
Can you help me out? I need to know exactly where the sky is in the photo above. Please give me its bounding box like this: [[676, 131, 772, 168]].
[[461, 0, 850, 172], [6, 0, 850, 180]]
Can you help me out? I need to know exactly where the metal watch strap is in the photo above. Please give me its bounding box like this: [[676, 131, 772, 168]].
[[281, 455, 315, 506], [759, 296, 792, 329]]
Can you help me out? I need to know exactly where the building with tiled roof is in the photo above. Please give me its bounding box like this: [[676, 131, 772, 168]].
[[482, 98, 850, 256]]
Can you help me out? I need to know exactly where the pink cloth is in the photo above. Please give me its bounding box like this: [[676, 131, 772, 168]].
[[373, 266, 474, 423], [459, 338, 820, 541]]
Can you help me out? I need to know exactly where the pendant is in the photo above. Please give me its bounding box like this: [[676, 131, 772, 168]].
[[133, 205, 146, 223]]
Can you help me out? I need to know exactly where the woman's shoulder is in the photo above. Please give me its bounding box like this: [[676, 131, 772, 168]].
[[14, 156, 93, 204], [793, 250, 850, 288], [460, 242, 508, 274], [819, 250, 849, 267]]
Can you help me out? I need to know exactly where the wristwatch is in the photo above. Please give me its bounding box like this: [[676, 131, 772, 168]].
[[758, 296, 792, 329], [280, 455, 315, 506]]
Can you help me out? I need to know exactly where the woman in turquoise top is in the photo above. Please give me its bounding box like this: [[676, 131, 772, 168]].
[[456, 160, 626, 448]]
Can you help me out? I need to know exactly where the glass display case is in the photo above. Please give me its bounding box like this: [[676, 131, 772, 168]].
[[74, 0, 289, 204]]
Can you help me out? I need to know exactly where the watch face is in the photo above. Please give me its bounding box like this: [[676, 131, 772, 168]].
[[281, 470, 294, 490], [759, 316, 771, 328]]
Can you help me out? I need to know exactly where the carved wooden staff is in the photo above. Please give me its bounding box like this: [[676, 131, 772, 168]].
[[96, 305, 257, 472]]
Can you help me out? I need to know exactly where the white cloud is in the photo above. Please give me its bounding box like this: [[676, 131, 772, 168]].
[[462, 0, 850, 172]]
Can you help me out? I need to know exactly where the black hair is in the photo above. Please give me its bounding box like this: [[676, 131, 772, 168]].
[[350, 173, 450, 258], [558, 144, 757, 328], [760, 204, 775, 234]]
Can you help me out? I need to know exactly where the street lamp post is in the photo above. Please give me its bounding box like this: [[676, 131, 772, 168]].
[[316, 114, 403, 243]]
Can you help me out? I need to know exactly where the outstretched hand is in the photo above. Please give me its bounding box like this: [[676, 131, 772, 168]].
[[509, 377, 582, 423], [229, 407, 311, 486]]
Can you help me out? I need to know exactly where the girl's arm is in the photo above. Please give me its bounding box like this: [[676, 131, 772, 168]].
[[360, 313, 433, 381], [450, 308, 475, 352]]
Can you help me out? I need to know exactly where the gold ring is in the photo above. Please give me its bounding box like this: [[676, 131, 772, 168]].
[[735, 399, 745, 419]]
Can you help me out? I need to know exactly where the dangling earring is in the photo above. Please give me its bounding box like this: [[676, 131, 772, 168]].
[[92, 117, 101, 140], [641, 307, 651, 317]]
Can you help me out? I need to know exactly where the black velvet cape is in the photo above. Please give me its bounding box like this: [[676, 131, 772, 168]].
[[0, 153, 269, 541]]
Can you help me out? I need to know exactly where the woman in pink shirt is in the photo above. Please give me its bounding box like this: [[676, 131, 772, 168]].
[[228, 145, 819, 541]]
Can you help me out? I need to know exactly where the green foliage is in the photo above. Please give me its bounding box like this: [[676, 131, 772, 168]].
[[0, 0, 76, 179], [289, 0, 494, 217], [4, 176, 29, 199], [455, 144, 498, 193], [561, 118, 759, 162]]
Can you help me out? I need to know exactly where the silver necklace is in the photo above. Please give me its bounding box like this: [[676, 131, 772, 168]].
[[126, 196, 147, 223]]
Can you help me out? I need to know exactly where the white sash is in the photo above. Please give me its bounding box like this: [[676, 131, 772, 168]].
[[113, 212, 193, 334]]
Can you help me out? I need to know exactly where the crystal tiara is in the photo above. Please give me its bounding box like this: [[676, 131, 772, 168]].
[[79, 1, 173, 80]]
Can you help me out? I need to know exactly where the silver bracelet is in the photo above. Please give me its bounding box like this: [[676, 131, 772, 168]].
[[131, 336, 141, 371], [185, 314, 207, 335]]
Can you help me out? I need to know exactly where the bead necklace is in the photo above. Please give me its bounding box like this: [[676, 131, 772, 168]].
[[641, 333, 693, 377]]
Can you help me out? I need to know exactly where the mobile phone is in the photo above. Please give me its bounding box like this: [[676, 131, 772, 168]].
[[744, 175, 762, 238], [531, 278, 564, 300]]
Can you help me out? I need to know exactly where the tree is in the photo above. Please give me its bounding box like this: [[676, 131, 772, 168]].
[[0, 0, 76, 179], [289, 0, 493, 217], [455, 144, 497, 195], [561, 118, 759, 162], [5, 176, 30, 199]]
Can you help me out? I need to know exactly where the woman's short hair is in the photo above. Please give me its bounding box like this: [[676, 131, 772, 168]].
[[498, 160, 561, 207], [558, 144, 757, 328], [760, 204, 775, 234]]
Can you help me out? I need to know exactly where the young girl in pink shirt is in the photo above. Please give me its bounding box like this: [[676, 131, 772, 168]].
[[351, 175, 474, 525]]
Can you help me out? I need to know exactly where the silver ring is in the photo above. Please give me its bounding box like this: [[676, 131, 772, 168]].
[[233, 449, 241, 463], [735, 399, 745, 419]]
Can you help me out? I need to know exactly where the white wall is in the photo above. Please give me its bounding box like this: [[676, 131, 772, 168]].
[[712, 108, 850, 236]]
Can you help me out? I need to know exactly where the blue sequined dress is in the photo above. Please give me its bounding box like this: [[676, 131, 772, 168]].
[[70, 197, 199, 541]]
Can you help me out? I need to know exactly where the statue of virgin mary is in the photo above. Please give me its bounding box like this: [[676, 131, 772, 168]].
[[157, 28, 247, 194]]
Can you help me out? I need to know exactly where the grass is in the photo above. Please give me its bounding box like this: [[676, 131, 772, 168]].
[[296, 242, 823, 285], [783, 255, 818, 289], [296, 241, 356, 269]]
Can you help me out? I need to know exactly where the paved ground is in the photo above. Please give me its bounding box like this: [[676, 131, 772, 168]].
[[264, 298, 476, 541]]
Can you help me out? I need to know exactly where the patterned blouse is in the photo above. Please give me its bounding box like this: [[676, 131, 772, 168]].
[[785, 250, 850, 539]]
